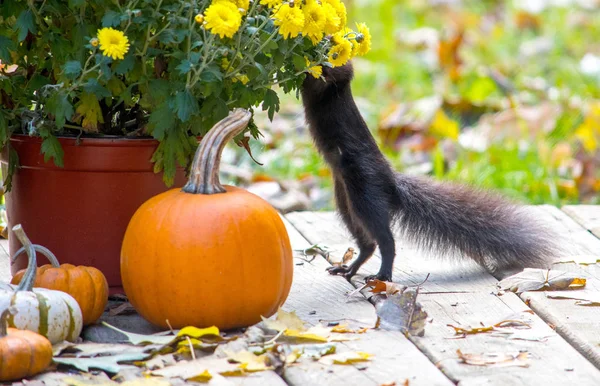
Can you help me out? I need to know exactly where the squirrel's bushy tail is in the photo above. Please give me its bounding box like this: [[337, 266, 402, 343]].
[[393, 173, 559, 273]]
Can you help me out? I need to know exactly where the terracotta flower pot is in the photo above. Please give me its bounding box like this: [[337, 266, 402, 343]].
[[0, 134, 187, 294]]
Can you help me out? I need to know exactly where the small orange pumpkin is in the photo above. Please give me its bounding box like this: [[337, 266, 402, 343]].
[[0, 306, 53, 381], [121, 108, 293, 330], [11, 245, 108, 326]]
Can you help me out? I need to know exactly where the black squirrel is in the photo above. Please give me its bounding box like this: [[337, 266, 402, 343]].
[[300, 62, 559, 282]]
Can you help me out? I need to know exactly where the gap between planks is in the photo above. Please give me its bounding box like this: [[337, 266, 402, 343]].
[[285, 209, 600, 386]]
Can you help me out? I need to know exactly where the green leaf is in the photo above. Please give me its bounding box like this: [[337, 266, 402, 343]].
[[0, 111, 7, 143], [16, 10, 36, 42], [101, 10, 121, 27], [148, 103, 174, 141], [2, 147, 19, 192], [114, 53, 134, 75], [262, 89, 280, 121], [41, 136, 65, 167], [53, 352, 151, 374], [292, 54, 306, 71], [63, 61, 82, 79], [0, 36, 15, 62], [176, 60, 193, 75], [174, 90, 199, 122], [107, 77, 126, 96], [199, 64, 223, 82], [68, 0, 85, 9], [83, 79, 111, 99], [46, 92, 74, 129]]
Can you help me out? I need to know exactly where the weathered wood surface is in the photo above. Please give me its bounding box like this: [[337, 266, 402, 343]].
[[285, 210, 600, 385], [519, 205, 600, 369], [280, 215, 453, 386]]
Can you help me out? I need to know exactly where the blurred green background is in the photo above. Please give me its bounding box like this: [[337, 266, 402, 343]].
[[226, 0, 600, 211]]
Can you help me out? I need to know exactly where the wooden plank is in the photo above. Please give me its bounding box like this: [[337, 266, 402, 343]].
[[518, 205, 600, 369], [286, 211, 498, 294], [280, 215, 453, 386], [562, 205, 600, 239], [286, 210, 600, 385]]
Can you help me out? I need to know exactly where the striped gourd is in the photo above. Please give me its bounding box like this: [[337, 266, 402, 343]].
[[0, 225, 82, 344]]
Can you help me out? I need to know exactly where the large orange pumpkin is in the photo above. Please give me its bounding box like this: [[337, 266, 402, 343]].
[[11, 245, 109, 326], [120, 109, 293, 330]]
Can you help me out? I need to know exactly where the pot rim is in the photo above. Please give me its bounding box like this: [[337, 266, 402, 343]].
[[9, 133, 163, 148]]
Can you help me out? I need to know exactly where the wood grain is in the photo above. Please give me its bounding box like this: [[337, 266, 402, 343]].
[[280, 215, 453, 386], [286, 209, 600, 384]]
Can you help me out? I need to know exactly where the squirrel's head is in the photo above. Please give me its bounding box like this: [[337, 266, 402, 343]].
[[301, 61, 354, 97]]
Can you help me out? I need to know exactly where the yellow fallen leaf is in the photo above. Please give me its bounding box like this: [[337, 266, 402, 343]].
[[177, 325, 220, 339], [187, 370, 213, 383], [330, 324, 369, 334], [226, 350, 273, 372], [261, 309, 306, 332], [318, 351, 373, 365]]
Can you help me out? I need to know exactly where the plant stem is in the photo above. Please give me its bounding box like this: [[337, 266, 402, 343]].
[[182, 108, 251, 194]]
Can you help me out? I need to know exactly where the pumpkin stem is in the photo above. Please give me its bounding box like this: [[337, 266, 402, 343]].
[[0, 306, 17, 337], [12, 225, 38, 292], [12, 245, 61, 268], [182, 108, 252, 194]]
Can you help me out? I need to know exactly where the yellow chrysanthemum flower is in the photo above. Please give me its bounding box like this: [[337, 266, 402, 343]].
[[333, 28, 358, 57], [214, 0, 249, 14], [328, 36, 352, 67], [322, 3, 341, 34], [304, 58, 322, 78], [355, 22, 371, 56], [97, 28, 130, 60], [322, 0, 346, 29], [233, 74, 250, 85], [260, 0, 282, 8], [204, 1, 243, 39], [302, 0, 327, 44], [272, 4, 304, 39]]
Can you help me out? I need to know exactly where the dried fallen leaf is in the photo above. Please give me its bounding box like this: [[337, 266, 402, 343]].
[[262, 309, 306, 333], [330, 324, 369, 334], [138, 353, 177, 370], [108, 302, 137, 317], [498, 268, 586, 293], [554, 255, 600, 265], [54, 352, 152, 373], [456, 349, 530, 368], [262, 309, 356, 343], [152, 357, 244, 379], [296, 343, 337, 360], [318, 351, 373, 365], [101, 322, 176, 345], [376, 288, 428, 336], [447, 324, 494, 335], [545, 291, 600, 306], [367, 279, 407, 296], [226, 350, 273, 372]]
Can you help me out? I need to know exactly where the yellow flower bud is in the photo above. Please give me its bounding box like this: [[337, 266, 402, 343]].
[[90, 38, 99, 47], [195, 14, 204, 24]]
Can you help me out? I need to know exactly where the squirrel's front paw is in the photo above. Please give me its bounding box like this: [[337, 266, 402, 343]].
[[326, 265, 358, 279], [364, 271, 393, 282]]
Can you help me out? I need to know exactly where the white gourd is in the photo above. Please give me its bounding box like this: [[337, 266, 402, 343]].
[[0, 225, 83, 344]]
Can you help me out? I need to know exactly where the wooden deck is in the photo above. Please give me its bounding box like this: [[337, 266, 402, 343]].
[[2, 205, 600, 385]]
